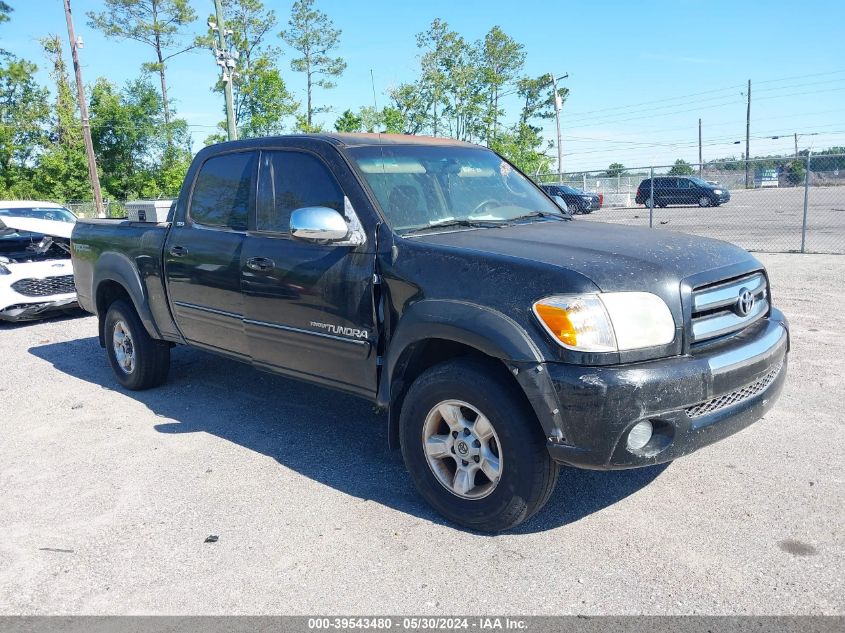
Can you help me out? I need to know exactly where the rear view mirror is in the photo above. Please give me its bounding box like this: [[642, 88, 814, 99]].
[[290, 207, 350, 243]]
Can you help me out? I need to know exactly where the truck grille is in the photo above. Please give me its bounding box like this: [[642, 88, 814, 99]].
[[685, 360, 783, 418], [690, 272, 768, 344], [11, 275, 76, 297]]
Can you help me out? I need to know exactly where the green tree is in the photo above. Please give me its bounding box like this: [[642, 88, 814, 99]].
[[490, 122, 552, 176], [0, 1, 12, 56], [237, 57, 298, 137], [605, 162, 625, 177], [668, 158, 694, 176], [280, 0, 346, 129], [516, 75, 568, 124], [381, 106, 404, 134], [785, 159, 805, 186], [414, 19, 486, 142], [36, 35, 90, 201], [480, 26, 524, 143], [202, 0, 297, 141], [87, 0, 197, 130], [333, 108, 361, 132], [89, 77, 191, 199], [0, 58, 50, 197], [388, 82, 428, 135]]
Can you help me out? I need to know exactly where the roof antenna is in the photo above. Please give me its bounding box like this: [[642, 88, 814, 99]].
[[370, 68, 387, 175], [370, 69, 379, 122]]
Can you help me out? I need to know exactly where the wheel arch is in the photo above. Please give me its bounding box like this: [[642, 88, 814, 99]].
[[93, 252, 160, 346], [379, 300, 564, 450]]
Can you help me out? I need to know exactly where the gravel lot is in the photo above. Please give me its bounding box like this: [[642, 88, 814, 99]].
[[0, 253, 842, 615], [581, 186, 845, 254]]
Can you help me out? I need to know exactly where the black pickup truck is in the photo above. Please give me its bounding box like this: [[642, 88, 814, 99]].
[[71, 134, 789, 531]]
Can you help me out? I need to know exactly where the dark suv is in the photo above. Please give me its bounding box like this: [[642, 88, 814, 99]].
[[539, 184, 601, 214], [636, 176, 730, 208]]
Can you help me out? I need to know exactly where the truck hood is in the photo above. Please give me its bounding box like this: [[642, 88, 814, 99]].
[[410, 219, 760, 292], [0, 216, 74, 239]]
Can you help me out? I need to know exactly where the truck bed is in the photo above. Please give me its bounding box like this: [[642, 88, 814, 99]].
[[71, 219, 177, 340]]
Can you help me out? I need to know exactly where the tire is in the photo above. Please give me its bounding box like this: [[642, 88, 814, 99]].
[[399, 358, 559, 532], [104, 299, 170, 390], [698, 195, 712, 207]]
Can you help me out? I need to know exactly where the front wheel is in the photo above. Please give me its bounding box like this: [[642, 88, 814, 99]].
[[104, 299, 170, 390], [698, 195, 712, 207], [400, 359, 559, 531]]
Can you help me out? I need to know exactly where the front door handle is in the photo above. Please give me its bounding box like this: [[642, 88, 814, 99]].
[[246, 257, 275, 272], [169, 245, 188, 257]]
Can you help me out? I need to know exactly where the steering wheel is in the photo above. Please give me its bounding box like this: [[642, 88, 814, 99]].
[[470, 199, 500, 215]]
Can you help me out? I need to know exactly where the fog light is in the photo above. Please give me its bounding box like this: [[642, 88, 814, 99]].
[[627, 420, 653, 451]]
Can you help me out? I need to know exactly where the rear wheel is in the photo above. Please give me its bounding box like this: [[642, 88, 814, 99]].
[[104, 299, 170, 390], [400, 358, 559, 532]]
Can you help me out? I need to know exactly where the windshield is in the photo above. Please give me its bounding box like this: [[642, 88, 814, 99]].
[[687, 177, 711, 187], [347, 145, 563, 232], [0, 207, 77, 223]]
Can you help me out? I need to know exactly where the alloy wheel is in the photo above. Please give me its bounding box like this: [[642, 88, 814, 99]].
[[421, 400, 503, 500]]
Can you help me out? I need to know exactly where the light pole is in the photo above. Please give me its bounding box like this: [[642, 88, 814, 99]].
[[63, 0, 105, 217], [210, 0, 238, 142], [548, 72, 568, 181], [770, 132, 818, 157]]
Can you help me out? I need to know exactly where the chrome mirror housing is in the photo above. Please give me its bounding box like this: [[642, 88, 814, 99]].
[[553, 195, 572, 218], [290, 206, 350, 243]]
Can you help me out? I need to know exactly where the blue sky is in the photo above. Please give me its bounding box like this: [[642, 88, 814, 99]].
[[4, 0, 845, 171]]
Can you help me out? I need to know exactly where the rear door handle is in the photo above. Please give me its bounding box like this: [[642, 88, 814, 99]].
[[246, 257, 275, 272], [169, 245, 188, 257]]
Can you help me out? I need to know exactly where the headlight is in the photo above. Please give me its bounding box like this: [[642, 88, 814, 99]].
[[713, 189, 723, 194], [533, 292, 675, 352]]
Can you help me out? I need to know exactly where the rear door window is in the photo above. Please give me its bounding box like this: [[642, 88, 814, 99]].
[[190, 152, 256, 231]]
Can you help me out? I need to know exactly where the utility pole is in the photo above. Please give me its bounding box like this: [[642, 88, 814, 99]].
[[794, 132, 799, 158], [698, 118, 702, 176], [745, 79, 751, 188], [549, 72, 568, 181], [63, 0, 104, 217], [211, 0, 237, 142]]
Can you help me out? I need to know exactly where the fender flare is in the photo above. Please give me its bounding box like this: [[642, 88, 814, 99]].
[[379, 299, 566, 448], [93, 251, 161, 344]]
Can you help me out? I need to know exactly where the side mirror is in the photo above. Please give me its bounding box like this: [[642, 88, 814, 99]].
[[553, 195, 573, 218], [290, 206, 350, 243]]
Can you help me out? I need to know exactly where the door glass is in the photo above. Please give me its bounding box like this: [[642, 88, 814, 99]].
[[257, 151, 344, 233], [190, 152, 255, 231]]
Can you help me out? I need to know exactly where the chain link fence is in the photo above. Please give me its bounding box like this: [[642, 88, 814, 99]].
[[536, 154, 845, 254], [65, 200, 128, 219]]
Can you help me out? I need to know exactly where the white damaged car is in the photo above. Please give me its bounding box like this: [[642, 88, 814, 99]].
[[0, 201, 79, 322]]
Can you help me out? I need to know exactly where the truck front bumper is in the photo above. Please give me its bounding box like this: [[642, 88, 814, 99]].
[[538, 309, 788, 470]]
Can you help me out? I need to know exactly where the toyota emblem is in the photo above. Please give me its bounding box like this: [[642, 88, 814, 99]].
[[736, 288, 755, 317]]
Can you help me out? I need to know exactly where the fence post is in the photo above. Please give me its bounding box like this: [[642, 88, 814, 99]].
[[801, 151, 811, 253], [649, 166, 654, 228], [582, 173, 587, 191]]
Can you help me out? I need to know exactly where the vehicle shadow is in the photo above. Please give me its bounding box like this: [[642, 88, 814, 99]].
[[29, 337, 667, 534]]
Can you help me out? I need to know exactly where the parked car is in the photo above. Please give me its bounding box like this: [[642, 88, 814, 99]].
[[72, 134, 788, 531], [635, 176, 730, 208], [540, 184, 601, 213], [0, 201, 78, 321]]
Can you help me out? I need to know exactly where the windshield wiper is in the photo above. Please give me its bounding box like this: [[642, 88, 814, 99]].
[[405, 218, 508, 234], [506, 210, 570, 223]]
